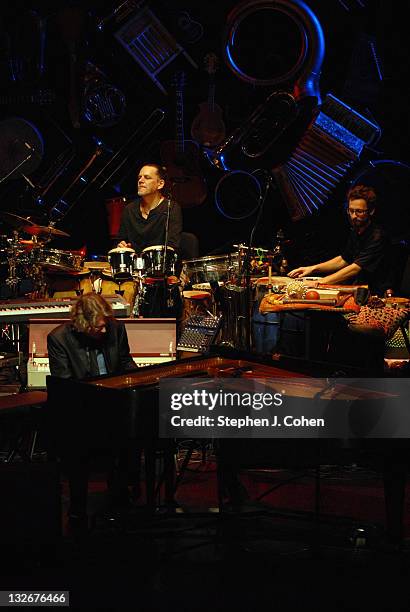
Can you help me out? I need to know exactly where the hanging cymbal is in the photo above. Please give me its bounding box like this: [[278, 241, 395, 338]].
[[24, 224, 70, 238], [0, 211, 36, 230]]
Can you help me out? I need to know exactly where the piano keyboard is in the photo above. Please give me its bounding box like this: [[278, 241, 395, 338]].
[[273, 93, 381, 221], [27, 355, 176, 389], [0, 295, 130, 322]]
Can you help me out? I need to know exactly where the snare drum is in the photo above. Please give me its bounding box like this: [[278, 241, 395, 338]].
[[107, 247, 135, 280], [46, 269, 92, 298], [31, 248, 83, 272], [141, 245, 177, 277], [100, 270, 136, 306]]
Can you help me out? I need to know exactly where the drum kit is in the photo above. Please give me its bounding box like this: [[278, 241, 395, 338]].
[[0, 211, 182, 316], [0, 211, 77, 298]]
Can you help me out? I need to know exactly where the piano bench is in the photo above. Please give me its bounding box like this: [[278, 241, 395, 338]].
[[0, 391, 48, 462]]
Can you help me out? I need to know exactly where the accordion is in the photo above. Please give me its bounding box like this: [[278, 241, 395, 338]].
[[273, 93, 381, 220]]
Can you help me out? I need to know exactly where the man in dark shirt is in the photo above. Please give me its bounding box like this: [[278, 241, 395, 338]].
[[118, 163, 182, 253], [288, 184, 390, 294], [117, 164, 183, 317]]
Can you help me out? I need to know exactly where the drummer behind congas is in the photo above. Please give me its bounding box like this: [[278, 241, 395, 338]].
[[287, 185, 391, 295], [117, 163, 182, 255]]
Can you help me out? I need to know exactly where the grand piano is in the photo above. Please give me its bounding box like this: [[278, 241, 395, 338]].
[[46, 347, 407, 544]]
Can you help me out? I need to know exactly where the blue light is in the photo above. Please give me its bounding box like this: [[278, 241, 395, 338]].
[[369, 41, 383, 81]]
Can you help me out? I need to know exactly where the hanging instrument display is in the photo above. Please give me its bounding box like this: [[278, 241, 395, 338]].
[[272, 93, 381, 220]]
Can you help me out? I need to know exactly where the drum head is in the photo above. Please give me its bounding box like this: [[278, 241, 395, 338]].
[[108, 247, 135, 254], [143, 245, 175, 253], [183, 290, 211, 299], [84, 260, 110, 270], [192, 282, 224, 290]]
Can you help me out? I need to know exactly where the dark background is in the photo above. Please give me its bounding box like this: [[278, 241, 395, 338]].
[[1, 0, 409, 271]]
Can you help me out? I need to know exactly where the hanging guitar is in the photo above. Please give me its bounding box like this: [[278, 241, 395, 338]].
[[191, 53, 226, 148], [160, 72, 207, 208]]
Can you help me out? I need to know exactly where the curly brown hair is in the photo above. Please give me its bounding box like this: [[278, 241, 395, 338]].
[[70, 293, 113, 334], [347, 184, 377, 209]]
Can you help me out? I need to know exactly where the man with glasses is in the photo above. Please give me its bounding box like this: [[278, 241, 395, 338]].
[[288, 185, 390, 294]]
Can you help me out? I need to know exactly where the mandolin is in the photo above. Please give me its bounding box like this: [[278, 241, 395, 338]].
[[160, 72, 207, 208], [191, 53, 226, 148]]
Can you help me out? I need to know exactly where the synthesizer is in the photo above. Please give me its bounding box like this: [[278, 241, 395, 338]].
[[0, 295, 130, 322]]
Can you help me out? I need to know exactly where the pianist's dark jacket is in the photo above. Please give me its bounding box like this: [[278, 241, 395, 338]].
[[47, 319, 137, 379]]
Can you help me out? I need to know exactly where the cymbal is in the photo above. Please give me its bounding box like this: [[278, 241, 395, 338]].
[[0, 211, 35, 229], [24, 224, 70, 238]]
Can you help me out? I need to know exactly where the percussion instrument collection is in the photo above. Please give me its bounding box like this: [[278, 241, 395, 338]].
[[0, 210, 286, 345]]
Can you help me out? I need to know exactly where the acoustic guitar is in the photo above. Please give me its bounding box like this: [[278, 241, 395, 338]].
[[160, 72, 207, 208], [191, 53, 226, 148]]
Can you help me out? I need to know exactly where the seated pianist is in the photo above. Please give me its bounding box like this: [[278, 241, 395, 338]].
[[288, 185, 391, 296], [47, 293, 138, 531]]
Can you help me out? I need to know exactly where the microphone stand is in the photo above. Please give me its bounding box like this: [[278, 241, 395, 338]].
[[242, 171, 274, 353], [162, 197, 172, 314]]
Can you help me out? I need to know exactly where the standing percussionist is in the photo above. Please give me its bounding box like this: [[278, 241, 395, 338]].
[[288, 185, 391, 295], [117, 163, 183, 317], [117, 163, 182, 253]]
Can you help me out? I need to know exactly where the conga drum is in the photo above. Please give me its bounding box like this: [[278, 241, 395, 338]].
[[182, 290, 212, 321], [46, 269, 92, 298], [100, 270, 137, 307], [137, 276, 182, 318]]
